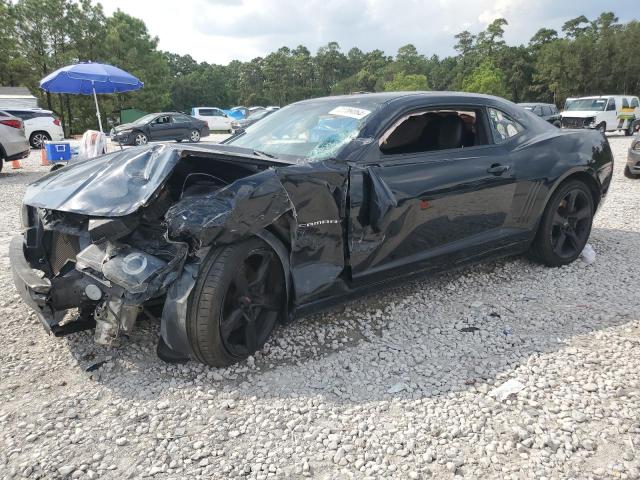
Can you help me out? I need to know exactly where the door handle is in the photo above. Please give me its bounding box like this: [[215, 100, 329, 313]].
[[487, 164, 510, 175]]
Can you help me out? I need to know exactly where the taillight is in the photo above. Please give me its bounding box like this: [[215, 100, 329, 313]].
[[0, 119, 23, 129], [53, 118, 61, 126]]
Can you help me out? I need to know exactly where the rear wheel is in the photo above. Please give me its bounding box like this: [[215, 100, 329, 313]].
[[29, 131, 51, 149], [625, 166, 639, 179], [530, 180, 594, 267], [187, 238, 284, 367], [189, 129, 200, 142], [597, 122, 607, 134], [625, 122, 634, 136]]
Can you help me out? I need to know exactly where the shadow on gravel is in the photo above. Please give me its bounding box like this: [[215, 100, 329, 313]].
[[62, 226, 638, 404]]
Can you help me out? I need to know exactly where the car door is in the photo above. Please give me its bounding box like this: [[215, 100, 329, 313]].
[[148, 115, 174, 141], [212, 109, 230, 130], [604, 98, 617, 130], [171, 114, 191, 139], [347, 105, 520, 281]]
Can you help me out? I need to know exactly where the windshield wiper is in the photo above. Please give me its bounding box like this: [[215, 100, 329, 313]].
[[253, 149, 277, 159]]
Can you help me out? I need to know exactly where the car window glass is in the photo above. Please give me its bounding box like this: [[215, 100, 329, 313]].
[[6, 110, 29, 120], [606, 99, 616, 111], [380, 108, 487, 155], [533, 106, 542, 116], [155, 116, 170, 124], [632, 98, 639, 108], [543, 106, 553, 116], [173, 114, 190, 123], [198, 109, 214, 116], [622, 98, 630, 108], [487, 108, 524, 144]]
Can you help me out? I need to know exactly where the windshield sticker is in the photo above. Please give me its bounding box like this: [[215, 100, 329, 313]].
[[328, 106, 371, 120]]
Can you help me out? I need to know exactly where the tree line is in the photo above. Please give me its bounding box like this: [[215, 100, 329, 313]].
[[1, 1, 639, 135]]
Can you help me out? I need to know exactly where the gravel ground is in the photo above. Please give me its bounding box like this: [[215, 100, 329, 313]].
[[1, 135, 639, 480]]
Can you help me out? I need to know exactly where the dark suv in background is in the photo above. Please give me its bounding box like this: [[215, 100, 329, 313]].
[[518, 103, 562, 127]]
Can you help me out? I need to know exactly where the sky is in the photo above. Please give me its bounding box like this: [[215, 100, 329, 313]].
[[98, 0, 638, 65]]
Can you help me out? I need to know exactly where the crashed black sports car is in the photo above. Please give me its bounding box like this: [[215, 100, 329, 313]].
[[11, 92, 614, 367]]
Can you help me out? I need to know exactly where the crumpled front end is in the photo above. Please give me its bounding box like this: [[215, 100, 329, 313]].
[[11, 144, 301, 359], [11, 206, 188, 344]]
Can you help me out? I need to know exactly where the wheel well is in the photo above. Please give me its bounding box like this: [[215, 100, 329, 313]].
[[254, 229, 292, 323], [0, 143, 6, 160], [556, 171, 601, 209]]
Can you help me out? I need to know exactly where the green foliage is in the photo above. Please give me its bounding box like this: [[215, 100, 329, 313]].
[[384, 72, 429, 92], [2, 4, 639, 134], [462, 61, 508, 97]]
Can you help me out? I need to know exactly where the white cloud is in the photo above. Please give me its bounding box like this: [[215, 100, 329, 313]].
[[97, 0, 636, 64]]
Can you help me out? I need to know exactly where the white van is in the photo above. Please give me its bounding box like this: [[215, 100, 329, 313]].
[[190, 107, 233, 132], [561, 95, 640, 136]]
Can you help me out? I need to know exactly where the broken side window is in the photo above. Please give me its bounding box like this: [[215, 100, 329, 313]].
[[379, 108, 488, 155]]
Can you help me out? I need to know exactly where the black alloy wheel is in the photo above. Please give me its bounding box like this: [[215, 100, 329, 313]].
[[550, 188, 592, 260], [187, 238, 284, 366], [219, 249, 281, 357], [530, 180, 594, 267]]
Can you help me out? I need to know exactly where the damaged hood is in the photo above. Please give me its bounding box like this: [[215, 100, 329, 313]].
[[112, 122, 137, 132], [23, 143, 294, 217]]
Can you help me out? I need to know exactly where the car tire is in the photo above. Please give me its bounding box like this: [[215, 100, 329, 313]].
[[188, 130, 201, 143], [625, 124, 634, 136], [29, 131, 51, 149], [530, 180, 594, 267], [597, 122, 607, 134], [187, 237, 284, 367], [133, 131, 148, 146], [625, 166, 639, 179], [50, 163, 64, 171]]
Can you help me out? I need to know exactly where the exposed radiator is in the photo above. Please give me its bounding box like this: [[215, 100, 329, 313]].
[[49, 232, 81, 275]]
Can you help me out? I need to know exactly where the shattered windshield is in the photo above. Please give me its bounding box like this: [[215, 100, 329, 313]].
[[566, 98, 607, 111], [227, 97, 383, 162]]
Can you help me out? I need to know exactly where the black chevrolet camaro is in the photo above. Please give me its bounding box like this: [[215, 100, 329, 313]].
[[11, 92, 613, 366]]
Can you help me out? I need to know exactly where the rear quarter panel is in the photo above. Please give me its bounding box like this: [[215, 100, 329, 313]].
[[509, 128, 612, 232]]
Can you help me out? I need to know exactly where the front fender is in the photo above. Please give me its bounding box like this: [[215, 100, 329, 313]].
[[165, 169, 296, 247]]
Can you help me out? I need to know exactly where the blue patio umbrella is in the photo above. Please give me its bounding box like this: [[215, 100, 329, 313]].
[[40, 62, 144, 132]]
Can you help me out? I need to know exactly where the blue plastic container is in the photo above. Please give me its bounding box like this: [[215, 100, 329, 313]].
[[44, 141, 71, 162]]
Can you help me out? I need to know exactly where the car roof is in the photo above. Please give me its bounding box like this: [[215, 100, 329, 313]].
[[518, 102, 554, 107], [294, 91, 514, 106], [193, 106, 222, 110], [4, 108, 54, 114], [575, 95, 636, 100]]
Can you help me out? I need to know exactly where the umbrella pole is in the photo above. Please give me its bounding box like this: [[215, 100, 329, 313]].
[[92, 84, 103, 133]]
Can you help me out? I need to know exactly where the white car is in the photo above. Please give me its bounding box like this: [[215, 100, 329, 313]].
[[0, 110, 30, 172], [190, 107, 233, 132], [3, 108, 64, 148], [561, 95, 640, 136]]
